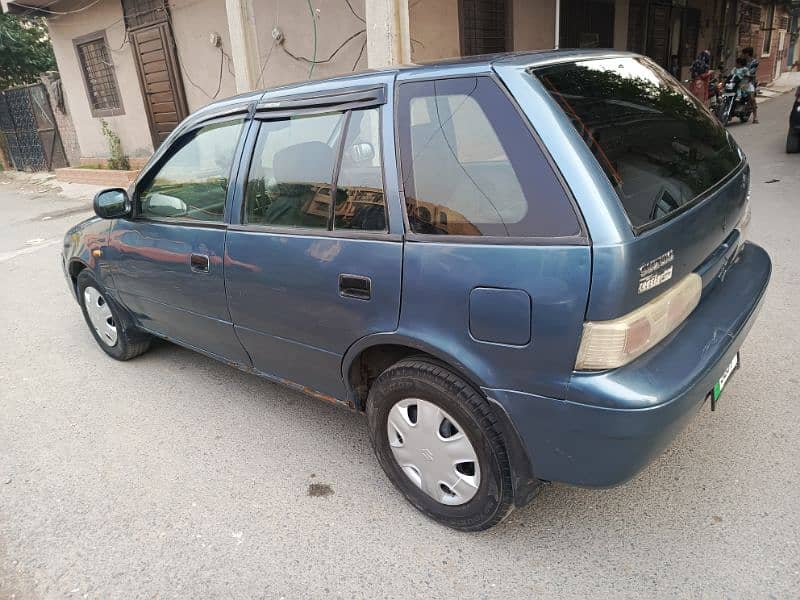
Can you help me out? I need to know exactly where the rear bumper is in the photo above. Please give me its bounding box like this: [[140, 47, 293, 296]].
[[486, 242, 771, 490]]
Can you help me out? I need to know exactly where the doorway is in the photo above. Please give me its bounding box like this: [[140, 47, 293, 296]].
[[122, 0, 188, 149]]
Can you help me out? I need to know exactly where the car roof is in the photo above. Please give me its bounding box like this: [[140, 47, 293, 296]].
[[189, 49, 635, 122]]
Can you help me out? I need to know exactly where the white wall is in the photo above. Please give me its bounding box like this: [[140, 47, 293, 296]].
[[409, 0, 461, 60], [513, 0, 556, 50], [250, 0, 370, 88], [47, 0, 154, 158], [170, 0, 238, 111]]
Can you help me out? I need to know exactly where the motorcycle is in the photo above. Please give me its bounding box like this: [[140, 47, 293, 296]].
[[715, 75, 753, 125]]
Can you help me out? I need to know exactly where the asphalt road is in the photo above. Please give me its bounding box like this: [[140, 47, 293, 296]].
[[1, 92, 799, 599]]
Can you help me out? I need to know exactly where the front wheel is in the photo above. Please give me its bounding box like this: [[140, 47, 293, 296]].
[[717, 97, 734, 125], [787, 130, 800, 153], [77, 270, 151, 360], [367, 358, 514, 531]]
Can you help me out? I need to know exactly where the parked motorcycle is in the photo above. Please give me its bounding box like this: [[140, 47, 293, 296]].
[[715, 75, 753, 125]]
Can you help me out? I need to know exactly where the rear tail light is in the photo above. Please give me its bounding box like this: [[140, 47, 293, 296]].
[[575, 272, 702, 371], [736, 201, 751, 248]]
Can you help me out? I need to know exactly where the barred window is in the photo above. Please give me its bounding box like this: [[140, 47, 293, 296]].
[[74, 32, 124, 117]]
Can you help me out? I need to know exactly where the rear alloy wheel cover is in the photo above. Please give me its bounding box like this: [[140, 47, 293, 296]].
[[387, 398, 480, 505], [84, 286, 118, 347]]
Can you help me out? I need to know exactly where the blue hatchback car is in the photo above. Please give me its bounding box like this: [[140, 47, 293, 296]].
[[64, 51, 771, 530]]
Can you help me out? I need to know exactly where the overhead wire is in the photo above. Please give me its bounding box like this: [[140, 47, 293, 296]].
[[11, 0, 103, 16], [306, 0, 317, 78], [281, 29, 365, 68]]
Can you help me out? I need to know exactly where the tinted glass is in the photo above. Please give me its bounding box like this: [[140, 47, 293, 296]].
[[397, 77, 580, 237], [138, 120, 242, 222], [334, 108, 386, 231], [533, 57, 742, 228], [246, 112, 345, 228]]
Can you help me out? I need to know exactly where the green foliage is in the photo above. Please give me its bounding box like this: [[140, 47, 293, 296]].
[[100, 120, 130, 171], [0, 14, 56, 89]]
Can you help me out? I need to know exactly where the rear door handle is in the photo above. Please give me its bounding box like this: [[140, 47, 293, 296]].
[[339, 274, 371, 300], [190, 253, 210, 273]]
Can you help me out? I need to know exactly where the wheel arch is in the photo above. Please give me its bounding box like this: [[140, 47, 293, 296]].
[[341, 333, 490, 412], [67, 258, 89, 297], [342, 334, 541, 507]]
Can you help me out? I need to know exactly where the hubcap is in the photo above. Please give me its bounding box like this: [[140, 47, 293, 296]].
[[387, 398, 481, 506], [84, 286, 118, 347]]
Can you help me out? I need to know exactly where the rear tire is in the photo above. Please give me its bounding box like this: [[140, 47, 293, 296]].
[[787, 130, 800, 153], [77, 270, 151, 361], [367, 358, 514, 531]]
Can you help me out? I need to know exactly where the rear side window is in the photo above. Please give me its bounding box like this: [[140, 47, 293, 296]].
[[245, 108, 387, 231], [397, 77, 580, 237], [246, 112, 345, 229], [533, 57, 742, 229]]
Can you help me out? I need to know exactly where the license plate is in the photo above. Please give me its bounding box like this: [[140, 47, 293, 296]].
[[711, 353, 739, 409]]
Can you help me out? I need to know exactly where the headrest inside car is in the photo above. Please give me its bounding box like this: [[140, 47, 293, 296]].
[[273, 141, 334, 186]]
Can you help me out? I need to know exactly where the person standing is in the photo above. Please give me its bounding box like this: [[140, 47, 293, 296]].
[[690, 50, 712, 104]]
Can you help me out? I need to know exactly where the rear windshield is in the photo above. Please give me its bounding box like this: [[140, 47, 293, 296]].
[[532, 57, 742, 230]]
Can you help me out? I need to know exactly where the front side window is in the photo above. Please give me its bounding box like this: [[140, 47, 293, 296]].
[[397, 77, 580, 237], [533, 57, 742, 229], [137, 120, 243, 222]]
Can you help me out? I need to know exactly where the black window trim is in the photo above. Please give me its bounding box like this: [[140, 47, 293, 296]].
[[131, 115, 247, 227], [393, 72, 590, 246], [254, 84, 386, 119], [237, 105, 393, 237]]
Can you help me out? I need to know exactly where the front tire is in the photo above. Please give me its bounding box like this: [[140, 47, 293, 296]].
[[77, 270, 151, 361], [787, 130, 800, 153], [367, 358, 514, 531]]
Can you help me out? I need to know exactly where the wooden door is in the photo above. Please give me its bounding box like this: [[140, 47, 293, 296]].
[[130, 22, 188, 149]]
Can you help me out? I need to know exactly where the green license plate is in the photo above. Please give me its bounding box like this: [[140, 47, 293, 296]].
[[711, 353, 739, 409]]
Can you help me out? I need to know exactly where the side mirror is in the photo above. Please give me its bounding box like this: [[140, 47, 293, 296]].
[[146, 192, 187, 217], [93, 188, 131, 219]]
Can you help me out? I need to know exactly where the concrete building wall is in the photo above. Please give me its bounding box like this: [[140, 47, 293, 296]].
[[46, 0, 154, 159], [409, 0, 460, 60], [169, 0, 238, 112], [512, 0, 555, 50], [250, 0, 369, 89]]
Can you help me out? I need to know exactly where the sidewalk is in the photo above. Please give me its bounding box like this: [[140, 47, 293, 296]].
[[1, 170, 104, 205], [759, 71, 800, 101]]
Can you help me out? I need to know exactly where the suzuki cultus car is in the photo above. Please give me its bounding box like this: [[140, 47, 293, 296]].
[[64, 51, 771, 531]]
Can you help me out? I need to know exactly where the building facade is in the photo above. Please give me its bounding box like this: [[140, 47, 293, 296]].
[[2, 0, 797, 166]]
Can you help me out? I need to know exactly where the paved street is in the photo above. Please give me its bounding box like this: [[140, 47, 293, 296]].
[[1, 92, 798, 599]]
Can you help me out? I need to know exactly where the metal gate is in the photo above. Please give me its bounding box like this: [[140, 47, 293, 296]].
[[0, 83, 67, 171]]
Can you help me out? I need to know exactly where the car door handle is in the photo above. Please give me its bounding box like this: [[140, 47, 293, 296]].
[[339, 274, 371, 300], [190, 253, 210, 273]]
